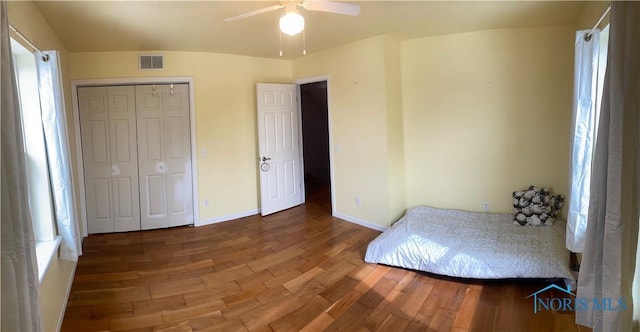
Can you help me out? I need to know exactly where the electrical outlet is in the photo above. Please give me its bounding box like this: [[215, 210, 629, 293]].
[[355, 197, 361, 207], [483, 202, 489, 212], [204, 199, 209, 207]]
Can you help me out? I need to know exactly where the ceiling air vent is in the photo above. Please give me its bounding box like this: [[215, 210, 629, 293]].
[[139, 54, 164, 70]]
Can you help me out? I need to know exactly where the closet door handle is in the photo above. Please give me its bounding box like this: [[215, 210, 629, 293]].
[[155, 161, 166, 173], [111, 165, 120, 176]]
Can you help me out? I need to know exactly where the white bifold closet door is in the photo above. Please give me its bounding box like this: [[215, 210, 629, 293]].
[[79, 84, 193, 234], [79, 86, 141, 233], [136, 84, 193, 230]]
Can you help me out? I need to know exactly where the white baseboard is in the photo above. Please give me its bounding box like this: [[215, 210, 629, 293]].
[[57, 261, 77, 332], [333, 212, 388, 232], [194, 209, 388, 233], [195, 209, 260, 227]]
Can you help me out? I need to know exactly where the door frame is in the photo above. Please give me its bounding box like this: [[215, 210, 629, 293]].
[[294, 75, 336, 216], [71, 77, 198, 236]]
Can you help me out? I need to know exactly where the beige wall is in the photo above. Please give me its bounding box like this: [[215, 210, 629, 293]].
[[292, 35, 405, 227], [7, 2, 77, 331], [576, 1, 610, 30], [68, 51, 291, 220], [402, 26, 575, 215], [39, 257, 75, 332], [383, 35, 406, 222]]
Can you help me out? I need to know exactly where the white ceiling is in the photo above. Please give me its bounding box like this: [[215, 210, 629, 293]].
[[33, 1, 587, 59]]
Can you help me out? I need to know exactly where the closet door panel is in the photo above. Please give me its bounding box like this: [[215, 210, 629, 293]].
[[108, 86, 140, 232], [79, 87, 114, 234], [163, 84, 193, 227], [80, 86, 140, 233], [136, 85, 168, 230]]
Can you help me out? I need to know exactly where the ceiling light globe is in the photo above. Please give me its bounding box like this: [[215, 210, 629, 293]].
[[279, 11, 305, 36]]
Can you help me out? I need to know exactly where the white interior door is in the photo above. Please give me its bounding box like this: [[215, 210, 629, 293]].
[[257, 83, 304, 216], [79, 86, 140, 233], [136, 84, 193, 229]]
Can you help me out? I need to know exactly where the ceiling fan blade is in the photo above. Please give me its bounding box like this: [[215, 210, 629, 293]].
[[303, 1, 361, 16], [224, 4, 284, 23]]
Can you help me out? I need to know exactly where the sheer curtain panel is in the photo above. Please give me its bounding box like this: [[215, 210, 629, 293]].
[[36, 50, 82, 261], [567, 28, 600, 253], [575, 2, 640, 331], [0, 0, 41, 330]]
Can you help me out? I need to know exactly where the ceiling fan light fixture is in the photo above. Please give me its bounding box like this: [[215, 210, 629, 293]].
[[279, 10, 305, 36]]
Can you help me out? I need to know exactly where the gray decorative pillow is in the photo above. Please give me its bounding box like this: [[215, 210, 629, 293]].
[[512, 185, 564, 226]]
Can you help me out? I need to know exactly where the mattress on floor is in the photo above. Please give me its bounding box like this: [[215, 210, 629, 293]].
[[364, 205, 576, 288]]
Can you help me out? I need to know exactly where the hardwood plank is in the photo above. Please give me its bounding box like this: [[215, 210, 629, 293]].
[[222, 284, 268, 306], [264, 269, 302, 289], [246, 246, 305, 272], [314, 259, 359, 287], [325, 301, 373, 331], [72, 286, 151, 306], [299, 312, 335, 332], [90, 302, 134, 320], [61, 317, 111, 332], [161, 299, 226, 324], [220, 297, 263, 320], [325, 289, 363, 318], [154, 320, 193, 332], [200, 265, 254, 288], [235, 268, 275, 290], [256, 286, 291, 305], [426, 308, 457, 331], [132, 295, 186, 316], [269, 295, 331, 331], [394, 277, 433, 318], [266, 255, 309, 277], [282, 266, 324, 292], [73, 271, 140, 282], [377, 313, 410, 332], [182, 281, 241, 307], [197, 317, 248, 332], [109, 312, 164, 331], [358, 276, 397, 310], [186, 310, 224, 330], [239, 280, 325, 330], [451, 285, 482, 331], [319, 276, 359, 305], [149, 276, 204, 299]]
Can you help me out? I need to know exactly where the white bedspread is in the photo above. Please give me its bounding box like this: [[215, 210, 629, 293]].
[[364, 205, 576, 288]]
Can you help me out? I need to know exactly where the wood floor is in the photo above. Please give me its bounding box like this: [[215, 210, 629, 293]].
[[62, 188, 589, 332]]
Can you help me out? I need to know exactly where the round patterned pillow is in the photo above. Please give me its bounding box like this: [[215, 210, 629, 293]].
[[512, 185, 564, 226]]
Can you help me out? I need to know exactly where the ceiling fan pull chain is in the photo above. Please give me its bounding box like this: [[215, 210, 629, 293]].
[[279, 30, 283, 57], [302, 29, 307, 55]]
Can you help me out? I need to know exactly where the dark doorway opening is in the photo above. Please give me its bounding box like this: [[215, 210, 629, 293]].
[[300, 81, 331, 212]]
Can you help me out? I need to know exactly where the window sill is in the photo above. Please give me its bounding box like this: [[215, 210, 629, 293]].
[[36, 236, 62, 283]]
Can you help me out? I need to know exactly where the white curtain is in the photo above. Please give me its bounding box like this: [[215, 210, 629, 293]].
[[576, 2, 640, 331], [566, 28, 601, 253], [36, 50, 82, 261], [0, 0, 41, 331]]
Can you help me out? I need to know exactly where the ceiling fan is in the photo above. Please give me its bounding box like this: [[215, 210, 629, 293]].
[[225, 0, 361, 36]]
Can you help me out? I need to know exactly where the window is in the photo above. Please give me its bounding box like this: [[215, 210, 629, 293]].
[[11, 38, 60, 281]]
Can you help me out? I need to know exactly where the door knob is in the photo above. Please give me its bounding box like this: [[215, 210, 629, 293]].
[[261, 156, 271, 162], [155, 161, 166, 173]]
